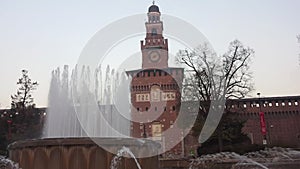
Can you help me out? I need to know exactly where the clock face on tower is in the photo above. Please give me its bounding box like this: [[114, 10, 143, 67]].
[[148, 51, 161, 63]]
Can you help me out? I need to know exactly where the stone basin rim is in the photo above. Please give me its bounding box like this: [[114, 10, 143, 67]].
[[8, 137, 161, 150]]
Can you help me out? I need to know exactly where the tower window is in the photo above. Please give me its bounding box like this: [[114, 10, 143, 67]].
[[152, 16, 156, 22], [151, 28, 157, 36]]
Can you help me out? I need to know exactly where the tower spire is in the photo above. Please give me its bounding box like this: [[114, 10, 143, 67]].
[[152, 0, 155, 5]]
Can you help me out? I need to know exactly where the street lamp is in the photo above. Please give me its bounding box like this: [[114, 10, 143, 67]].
[[7, 119, 12, 141], [143, 124, 147, 138], [267, 124, 274, 145], [298, 35, 300, 67]]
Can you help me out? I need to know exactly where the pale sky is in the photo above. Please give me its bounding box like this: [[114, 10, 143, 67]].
[[0, 0, 300, 108]]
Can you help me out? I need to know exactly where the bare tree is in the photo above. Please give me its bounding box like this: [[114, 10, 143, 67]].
[[11, 70, 38, 110], [176, 40, 254, 152], [177, 40, 253, 110]]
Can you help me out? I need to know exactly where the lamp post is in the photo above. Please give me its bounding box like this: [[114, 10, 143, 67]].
[[268, 124, 274, 145], [298, 35, 300, 67], [143, 124, 147, 138], [7, 119, 12, 141]]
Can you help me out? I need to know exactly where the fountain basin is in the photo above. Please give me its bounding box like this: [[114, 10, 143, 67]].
[[8, 137, 160, 169]]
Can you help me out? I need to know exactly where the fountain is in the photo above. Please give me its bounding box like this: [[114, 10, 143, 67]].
[[188, 147, 300, 169], [110, 146, 142, 169], [0, 156, 19, 169], [8, 137, 159, 169], [7, 65, 160, 169], [5, 66, 300, 169]]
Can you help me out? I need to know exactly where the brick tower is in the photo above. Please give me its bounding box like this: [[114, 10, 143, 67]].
[[126, 3, 184, 156]]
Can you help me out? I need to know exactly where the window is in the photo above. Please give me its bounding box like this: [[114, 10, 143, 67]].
[[275, 102, 279, 107], [295, 101, 299, 106], [243, 103, 247, 108], [282, 102, 285, 106], [151, 28, 157, 36], [288, 101, 292, 106], [152, 16, 156, 22], [155, 107, 157, 111], [269, 102, 273, 107], [146, 107, 149, 111], [151, 85, 161, 102]]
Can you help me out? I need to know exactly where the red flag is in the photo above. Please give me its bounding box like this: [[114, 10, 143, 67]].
[[259, 112, 267, 135]]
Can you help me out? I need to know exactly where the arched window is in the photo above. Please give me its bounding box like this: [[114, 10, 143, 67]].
[[151, 28, 157, 36], [152, 16, 156, 22], [151, 85, 161, 102]]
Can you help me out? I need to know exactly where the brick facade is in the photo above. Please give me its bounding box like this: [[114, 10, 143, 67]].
[[229, 96, 300, 147]]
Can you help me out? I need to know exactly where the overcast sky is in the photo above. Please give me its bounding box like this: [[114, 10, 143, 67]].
[[0, 0, 300, 108]]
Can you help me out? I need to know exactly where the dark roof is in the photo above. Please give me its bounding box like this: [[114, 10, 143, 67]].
[[148, 5, 160, 13]]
